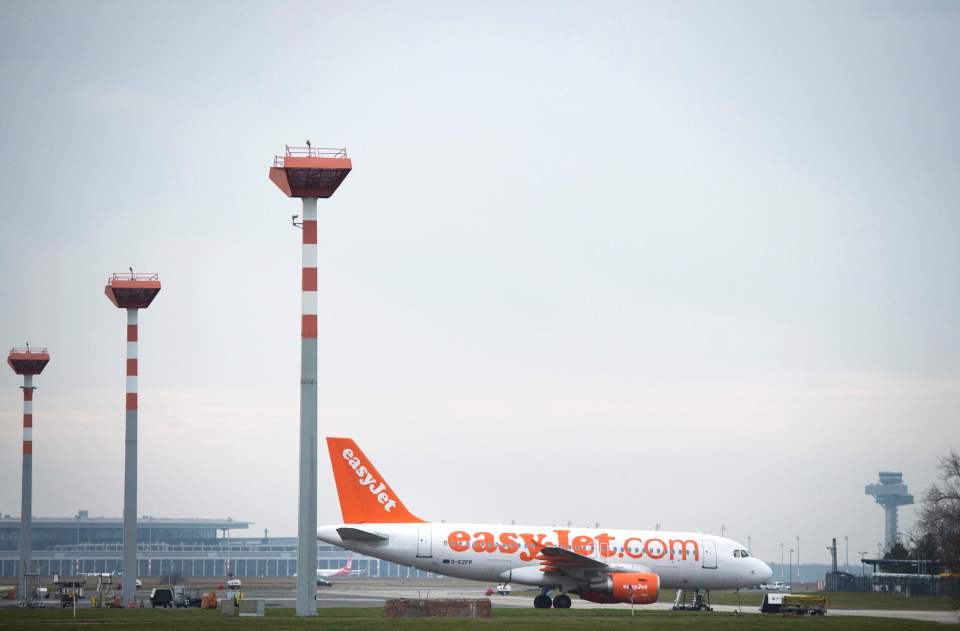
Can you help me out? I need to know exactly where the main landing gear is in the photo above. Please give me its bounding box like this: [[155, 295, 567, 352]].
[[533, 591, 571, 609]]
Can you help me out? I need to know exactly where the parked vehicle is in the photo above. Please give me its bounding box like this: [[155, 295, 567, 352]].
[[761, 581, 791, 592], [173, 587, 202, 608], [149, 588, 174, 608], [761, 592, 826, 615], [496, 583, 512, 596]]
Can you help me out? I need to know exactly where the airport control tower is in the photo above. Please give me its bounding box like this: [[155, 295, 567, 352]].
[[105, 273, 161, 605], [7, 346, 50, 604], [866, 472, 914, 552], [269, 145, 351, 616]]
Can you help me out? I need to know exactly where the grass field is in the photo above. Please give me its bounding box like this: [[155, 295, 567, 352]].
[[0, 607, 952, 630]]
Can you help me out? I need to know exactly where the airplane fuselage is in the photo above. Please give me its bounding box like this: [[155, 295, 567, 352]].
[[318, 522, 768, 592]]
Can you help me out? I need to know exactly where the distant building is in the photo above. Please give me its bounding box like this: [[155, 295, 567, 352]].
[[0, 510, 433, 579], [0, 510, 246, 550]]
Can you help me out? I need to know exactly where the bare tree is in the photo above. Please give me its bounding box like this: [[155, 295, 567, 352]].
[[918, 451, 960, 569]]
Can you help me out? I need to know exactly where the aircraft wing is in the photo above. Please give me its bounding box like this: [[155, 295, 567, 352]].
[[536, 546, 609, 572]]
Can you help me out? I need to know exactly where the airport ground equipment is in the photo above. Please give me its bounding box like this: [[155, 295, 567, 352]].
[[88, 573, 115, 608], [865, 472, 914, 552], [761, 593, 827, 615], [149, 587, 174, 608], [672, 589, 712, 611], [7, 346, 50, 608], [226, 577, 243, 606], [781, 594, 827, 615], [269, 144, 352, 616], [105, 272, 161, 605], [53, 576, 86, 608], [173, 586, 202, 608]]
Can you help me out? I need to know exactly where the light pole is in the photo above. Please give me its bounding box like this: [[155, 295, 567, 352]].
[[859, 551, 868, 577], [747, 536, 752, 554], [721, 525, 726, 538], [796, 536, 800, 583], [779, 542, 784, 579], [844, 536, 849, 572], [789, 549, 794, 588], [268, 145, 351, 616]]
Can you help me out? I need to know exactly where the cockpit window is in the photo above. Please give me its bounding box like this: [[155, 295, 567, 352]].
[[733, 549, 750, 558], [733, 550, 740, 558]]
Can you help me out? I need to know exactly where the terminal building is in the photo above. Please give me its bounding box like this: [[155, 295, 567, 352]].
[[0, 511, 435, 580]]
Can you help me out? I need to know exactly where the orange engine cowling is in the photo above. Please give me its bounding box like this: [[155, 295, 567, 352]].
[[578, 572, 660, 604]]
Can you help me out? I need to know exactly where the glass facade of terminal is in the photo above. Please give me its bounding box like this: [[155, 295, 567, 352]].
[[0, 520, 437, 579], [0, 545, 436, 579], [0, 525, 219, 551]]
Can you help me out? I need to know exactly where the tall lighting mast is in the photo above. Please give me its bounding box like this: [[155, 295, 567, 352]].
[[105, 272, 161, 605], [7, 346, 49, 605], [269, 144, 351, 616]]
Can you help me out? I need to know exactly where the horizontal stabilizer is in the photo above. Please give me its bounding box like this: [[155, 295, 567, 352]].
[[337, 527, 388, 542]]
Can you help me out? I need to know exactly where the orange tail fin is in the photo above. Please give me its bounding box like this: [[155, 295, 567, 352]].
[[326, 437, 424, 524]]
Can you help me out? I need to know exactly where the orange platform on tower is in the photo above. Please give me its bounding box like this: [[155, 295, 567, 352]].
[[104, 273, 162, 309], [7, 347, 50, 375], [269, 146, 352, 198]]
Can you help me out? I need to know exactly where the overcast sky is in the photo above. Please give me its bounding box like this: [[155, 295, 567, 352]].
[[1, 1, 958, 564]]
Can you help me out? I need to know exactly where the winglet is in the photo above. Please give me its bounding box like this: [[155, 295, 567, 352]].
[[326, 437, 424, 524]]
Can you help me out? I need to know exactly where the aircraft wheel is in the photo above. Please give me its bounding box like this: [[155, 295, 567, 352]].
[[533, 594, 552, 609], [553, 594, 572, 609]]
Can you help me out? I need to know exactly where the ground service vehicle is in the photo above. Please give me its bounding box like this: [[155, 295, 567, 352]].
[[173, 587, 202, 608], [318, 438, 773, 610], [761, 592, 826, 615], [782, 595, 827, 615], [149, 588, 174, 608]]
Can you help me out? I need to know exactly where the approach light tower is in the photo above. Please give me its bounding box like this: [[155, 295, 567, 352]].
[[269, 145, 351, 616], [865, 471, 913, 552], [105, 272, 161, 605], [7, 346, 49, 605]]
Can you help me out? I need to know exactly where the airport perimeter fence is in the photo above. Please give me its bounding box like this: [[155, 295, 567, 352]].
[[826, 572, 960, 599]]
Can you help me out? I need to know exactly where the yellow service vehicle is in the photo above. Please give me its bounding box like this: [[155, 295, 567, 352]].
[[761, 593, 827, 615]]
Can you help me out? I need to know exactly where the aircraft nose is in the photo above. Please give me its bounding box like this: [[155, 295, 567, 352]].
[[759, 560, 773, 583]]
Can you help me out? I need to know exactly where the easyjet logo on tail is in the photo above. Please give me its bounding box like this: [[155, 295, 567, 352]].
[[342, 447, 398, 512], [326, 437, 424, 525]]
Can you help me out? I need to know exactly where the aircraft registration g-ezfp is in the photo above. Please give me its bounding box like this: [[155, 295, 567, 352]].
[[318, 438, 773, 609]]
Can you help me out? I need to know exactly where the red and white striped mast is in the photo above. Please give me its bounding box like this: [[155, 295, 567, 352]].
[[7, 345, 49, 605], [105, 272, 161, 605], [269, 144, 351, 616]]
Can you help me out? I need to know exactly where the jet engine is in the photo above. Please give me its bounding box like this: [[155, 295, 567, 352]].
[[576, 572, 660, 604]]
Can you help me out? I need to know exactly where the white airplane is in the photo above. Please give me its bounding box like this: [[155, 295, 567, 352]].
[[318, 438, 773, 609], [293, 556, 362, 586], [316, 556, 363, 586]]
